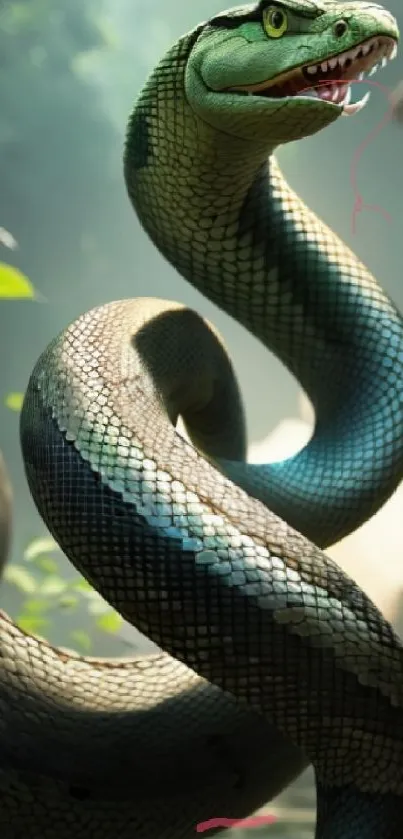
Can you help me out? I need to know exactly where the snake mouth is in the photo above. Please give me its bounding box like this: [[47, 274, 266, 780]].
[[226, 34, 397, 116]]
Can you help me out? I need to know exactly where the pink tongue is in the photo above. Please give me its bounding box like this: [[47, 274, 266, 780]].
[[316, 82, 348, 103]]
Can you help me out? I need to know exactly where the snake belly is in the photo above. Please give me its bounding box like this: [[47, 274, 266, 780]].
[[2, 1, 403, 838]]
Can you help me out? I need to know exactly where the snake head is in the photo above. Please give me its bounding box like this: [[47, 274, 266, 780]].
[[186, 0, 399, 144]]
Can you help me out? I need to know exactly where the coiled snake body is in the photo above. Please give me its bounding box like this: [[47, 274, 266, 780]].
[[1, 1, 403, 836]]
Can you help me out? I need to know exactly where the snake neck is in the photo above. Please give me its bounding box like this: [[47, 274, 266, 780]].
[[125, 27, 398, 393], [124, 28, 403, 547], [125, 31, 273, 258]]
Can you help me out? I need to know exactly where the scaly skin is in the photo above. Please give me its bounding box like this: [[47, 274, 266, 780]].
[[0, 2, 403, 837], [125, 0, 402, 548]]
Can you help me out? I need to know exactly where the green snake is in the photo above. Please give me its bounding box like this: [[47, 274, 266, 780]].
[[1, 0, 403, 836]]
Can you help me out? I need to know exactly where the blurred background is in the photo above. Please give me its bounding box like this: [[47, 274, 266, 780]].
[[1, 0, 403, 835]]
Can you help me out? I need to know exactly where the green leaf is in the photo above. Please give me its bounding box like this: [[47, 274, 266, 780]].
[[0, 262, 35, 298], [96, 611, 123, 634], [4, 564, 37, 593], [58, 594, 79, 610], [71, 578, 95, 594], [88, 597, 110, 616], [4, 392, 24, 411], [24, 537, 57, 561], [38, 575, 66, 597], [70, 630, 92, 653], [22, 598, 51, 614], [17, 615, 50, 635], [37, 556, 59, 575]]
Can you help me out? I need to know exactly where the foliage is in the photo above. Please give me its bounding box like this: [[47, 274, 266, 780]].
[[4, 392, 24, 411], [1, 229, 123, 655], [0, 227, 17, 249], [0, 226, 34, 300], [0, 262, 35, 298], [0, 0, 128, 654], [3, 379, 125, 653], [0, 0, 123, 303], [4, 535, 123, 652]]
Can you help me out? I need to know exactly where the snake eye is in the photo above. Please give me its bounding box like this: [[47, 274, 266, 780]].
[[263, 5, 288, 38]]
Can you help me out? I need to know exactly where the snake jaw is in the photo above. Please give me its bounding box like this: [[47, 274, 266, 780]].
[[302, 34, 397, 83], [226, 34, 397, 116]]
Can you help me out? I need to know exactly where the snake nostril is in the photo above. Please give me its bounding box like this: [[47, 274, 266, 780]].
[[333, 19, 348, 38]]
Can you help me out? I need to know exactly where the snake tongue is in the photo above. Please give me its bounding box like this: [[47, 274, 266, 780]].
[[300, 81, 371, 116]]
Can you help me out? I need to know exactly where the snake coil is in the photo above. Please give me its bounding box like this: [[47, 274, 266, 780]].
[[1, 2, 403, 837]]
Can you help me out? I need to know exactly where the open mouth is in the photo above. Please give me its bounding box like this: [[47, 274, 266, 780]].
[[226, 35, 397, 116]]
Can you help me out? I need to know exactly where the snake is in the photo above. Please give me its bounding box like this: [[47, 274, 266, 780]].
[[1, 0, 403, 836]]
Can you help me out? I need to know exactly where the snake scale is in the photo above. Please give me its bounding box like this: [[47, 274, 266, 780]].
[[1, 0, 403, 836]]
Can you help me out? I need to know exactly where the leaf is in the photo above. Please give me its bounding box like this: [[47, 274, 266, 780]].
[[4, 392, 24, 411], [0, 262, 35, 298], [70, 630, 92, 653], [17, 615, 50, 635], [24, 536, 57, 561], [37, 556, 59, 575], [72, 578, 95, 594], [88, 597, 110, 616], [4, 564, 37, 593], [58, 594, 78, 610], [96, 611, 123, 634], [0, 227, 18, 250], [38, 575, 66, 597], [22, 598, 51, 614]]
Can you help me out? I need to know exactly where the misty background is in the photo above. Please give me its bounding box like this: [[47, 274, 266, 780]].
[[1, 1, 403, 834]]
